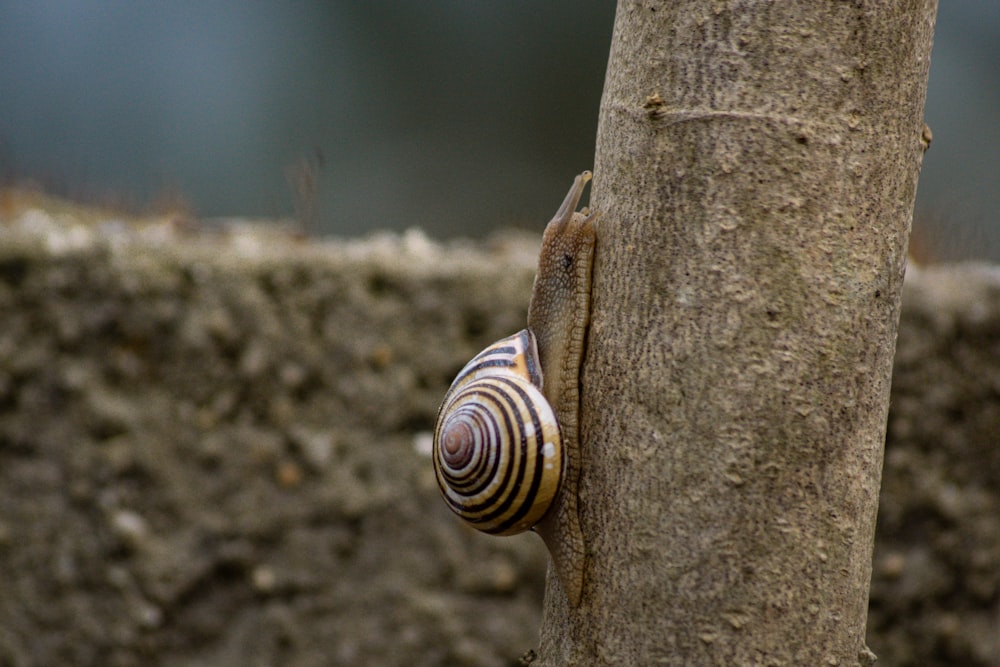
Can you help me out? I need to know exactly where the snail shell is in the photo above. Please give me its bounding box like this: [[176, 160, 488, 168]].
[[433, 329, 564, 535]]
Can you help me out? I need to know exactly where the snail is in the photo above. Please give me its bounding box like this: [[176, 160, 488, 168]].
[[434, 171, 598, 607]]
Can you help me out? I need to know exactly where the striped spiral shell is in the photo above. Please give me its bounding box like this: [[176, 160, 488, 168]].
[[433, 329, 564, 536]]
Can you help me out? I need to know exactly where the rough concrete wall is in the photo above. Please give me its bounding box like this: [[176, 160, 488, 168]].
[[868, 263, 1000, 665], [0, 203, 997, 666]]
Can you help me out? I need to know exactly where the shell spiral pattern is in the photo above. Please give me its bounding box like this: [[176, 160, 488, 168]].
[[433, 329, 564, 536]]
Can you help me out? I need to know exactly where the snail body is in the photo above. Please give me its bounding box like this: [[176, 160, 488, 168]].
[[433, 171, 598, 606]]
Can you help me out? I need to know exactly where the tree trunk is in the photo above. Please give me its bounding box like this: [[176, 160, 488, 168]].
[[537, 1, 937, 664]]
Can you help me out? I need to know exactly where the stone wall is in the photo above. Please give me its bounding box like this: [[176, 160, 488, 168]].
[[0, 201, 997, 666]]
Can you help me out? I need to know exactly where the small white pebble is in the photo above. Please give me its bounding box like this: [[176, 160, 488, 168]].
[[136, 602, 163, 628], [111, 509, 149, 543], [251, 565, 277, 592], [413, 431, 433, 457]]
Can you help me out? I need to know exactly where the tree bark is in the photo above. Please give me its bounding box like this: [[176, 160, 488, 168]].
[[537, 1, 937, 665]]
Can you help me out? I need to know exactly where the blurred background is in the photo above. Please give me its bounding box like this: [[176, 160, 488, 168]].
[[0, 2, 996, 259]]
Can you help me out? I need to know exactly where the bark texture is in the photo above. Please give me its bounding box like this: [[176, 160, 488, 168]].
[[538, 1, 938, 664]]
